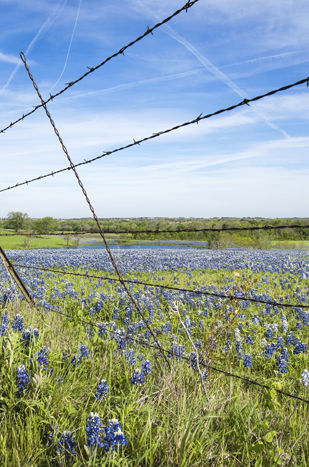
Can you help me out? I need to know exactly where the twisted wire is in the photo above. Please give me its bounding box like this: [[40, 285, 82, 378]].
[[1, 222, 309, 236]]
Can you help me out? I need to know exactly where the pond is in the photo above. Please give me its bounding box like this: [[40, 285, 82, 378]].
[[77, 243, 199, 250]]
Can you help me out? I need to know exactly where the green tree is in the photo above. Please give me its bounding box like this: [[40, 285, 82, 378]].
[[33, 217, 60, 236], [4, 212, 30, 232]]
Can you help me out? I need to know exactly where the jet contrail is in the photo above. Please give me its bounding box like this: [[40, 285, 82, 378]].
[[48, 0, 82, 94], [0, 0, 67, 94], [132, 1, 290, 139]]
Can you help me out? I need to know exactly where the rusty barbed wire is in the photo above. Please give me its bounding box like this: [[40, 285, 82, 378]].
[[0, 0, 199, 136], [26, 298, 309, 405], [12, 262, 309, 309], [1, 76, 308, 194], [20, 52, 171, 368], [1, 223, 309, 236]]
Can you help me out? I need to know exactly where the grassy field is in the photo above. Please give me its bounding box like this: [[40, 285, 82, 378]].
[[0, 249, 309, 465]]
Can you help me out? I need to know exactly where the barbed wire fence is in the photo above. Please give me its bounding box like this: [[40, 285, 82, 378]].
[[0, 0, 309, 405]]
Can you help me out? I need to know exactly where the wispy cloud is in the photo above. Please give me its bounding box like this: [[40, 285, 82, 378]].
[[0, 0, 68, 93], [48, 0, 82, 94]]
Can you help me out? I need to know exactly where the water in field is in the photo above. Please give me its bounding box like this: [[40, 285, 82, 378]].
[[78, 243, 198, 250]]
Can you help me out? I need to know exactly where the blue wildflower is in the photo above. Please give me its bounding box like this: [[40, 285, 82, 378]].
[[86, 412, 104, 448], [168, 342, 185, 361], [243, 354, 252, 368], [57, 431, 76, 461], [95, 380, 109, 401], [0, 313, 9, 337], [130, 369, 145, 385], [16, 365, 30, 394], [302, 369, 309, 387], [125, 349, 136, 366], [34, 346, 50, 370], [21, 326, 39, 346], [246, 336, 254, 345], [103, 419, 128, 452], [141, 360, 152, 375], [12, 314, 24, 332]]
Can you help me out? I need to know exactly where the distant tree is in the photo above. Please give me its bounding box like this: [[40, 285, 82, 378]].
[[33, 217, 60, 237], [4, 212, 29, 232], [0, 219, 2, 231]]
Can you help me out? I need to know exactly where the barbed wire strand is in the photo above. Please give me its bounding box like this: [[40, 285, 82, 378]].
[[1, 76, 308, 194], [29, 299, 309, 405], [1, 222, 309, 236], [20, 52, 171, 368], [12, 262, 309, 309], [0, 0, 199, 136]]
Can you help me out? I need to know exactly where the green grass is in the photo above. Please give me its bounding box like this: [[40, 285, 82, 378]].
[[1, 261, 309, 465], [0, 234, 68, 249]]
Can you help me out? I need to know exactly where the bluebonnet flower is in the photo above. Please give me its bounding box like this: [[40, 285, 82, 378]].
[[34, 346, 50, 370], [112, 308, 120, 320], [277, 354, 288, 373], [282, 319, 288, 333], [195, 339, 202, 348], [296, 321, 302, 330], [125, 349, 136, 366], [277, 336, 285, 348], [57, 431, 76, 461], [12, 314, 24, 332], [103, 419, 128, 452], [162, 321, 172, 334], [98, 322, 107, 338], [199, 320, 205, 331], [86, 412, 104, 448], [243, 354, 252, 368], [202, 370, 208, 381], [141, 360, 152, 375], [286, 332, 294, 346], [261, 338, 267, 347], [266, 329, 274, 339], [71, 344, 90, 366], [168, 342, 185, 361], [95, 380, 109, 401], [0, 313, 9, 337], [21, 326, 39, 346], [293, 340, 307, 355], [302, 369, 309, 387], [246, 336, 254, 345], [130, 369, 145, 385], [16, 365, 30, 394], [265, 344, 275, 358]]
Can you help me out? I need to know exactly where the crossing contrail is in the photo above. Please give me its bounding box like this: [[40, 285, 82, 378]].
[[0, 0, 68, 94]]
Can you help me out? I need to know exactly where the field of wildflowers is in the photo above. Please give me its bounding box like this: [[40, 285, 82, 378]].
[[0, 248, 309, 466]]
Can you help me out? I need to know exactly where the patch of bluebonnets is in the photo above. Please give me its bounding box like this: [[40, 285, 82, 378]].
[[1, 249, 309, 458]]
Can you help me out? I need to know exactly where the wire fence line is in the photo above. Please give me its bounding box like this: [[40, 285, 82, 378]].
[[1, 223, 309, 236], [20, 52, 171, 367], [12, 262, 309, 309], [0, 0, 199, 136], [1, 76, 308, 194], [26, 298, 309, 406]]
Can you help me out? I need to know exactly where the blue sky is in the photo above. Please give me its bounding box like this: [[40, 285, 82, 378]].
[[0, 0, 308, 218]]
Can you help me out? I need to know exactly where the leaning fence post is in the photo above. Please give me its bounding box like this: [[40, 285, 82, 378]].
[[0, 246, 35, 307]]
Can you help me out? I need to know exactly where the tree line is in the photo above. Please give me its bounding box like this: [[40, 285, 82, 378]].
[[1, 212, 309, 247]]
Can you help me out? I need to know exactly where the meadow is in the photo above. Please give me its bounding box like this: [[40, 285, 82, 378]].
[[0, 248, 309, 466]]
